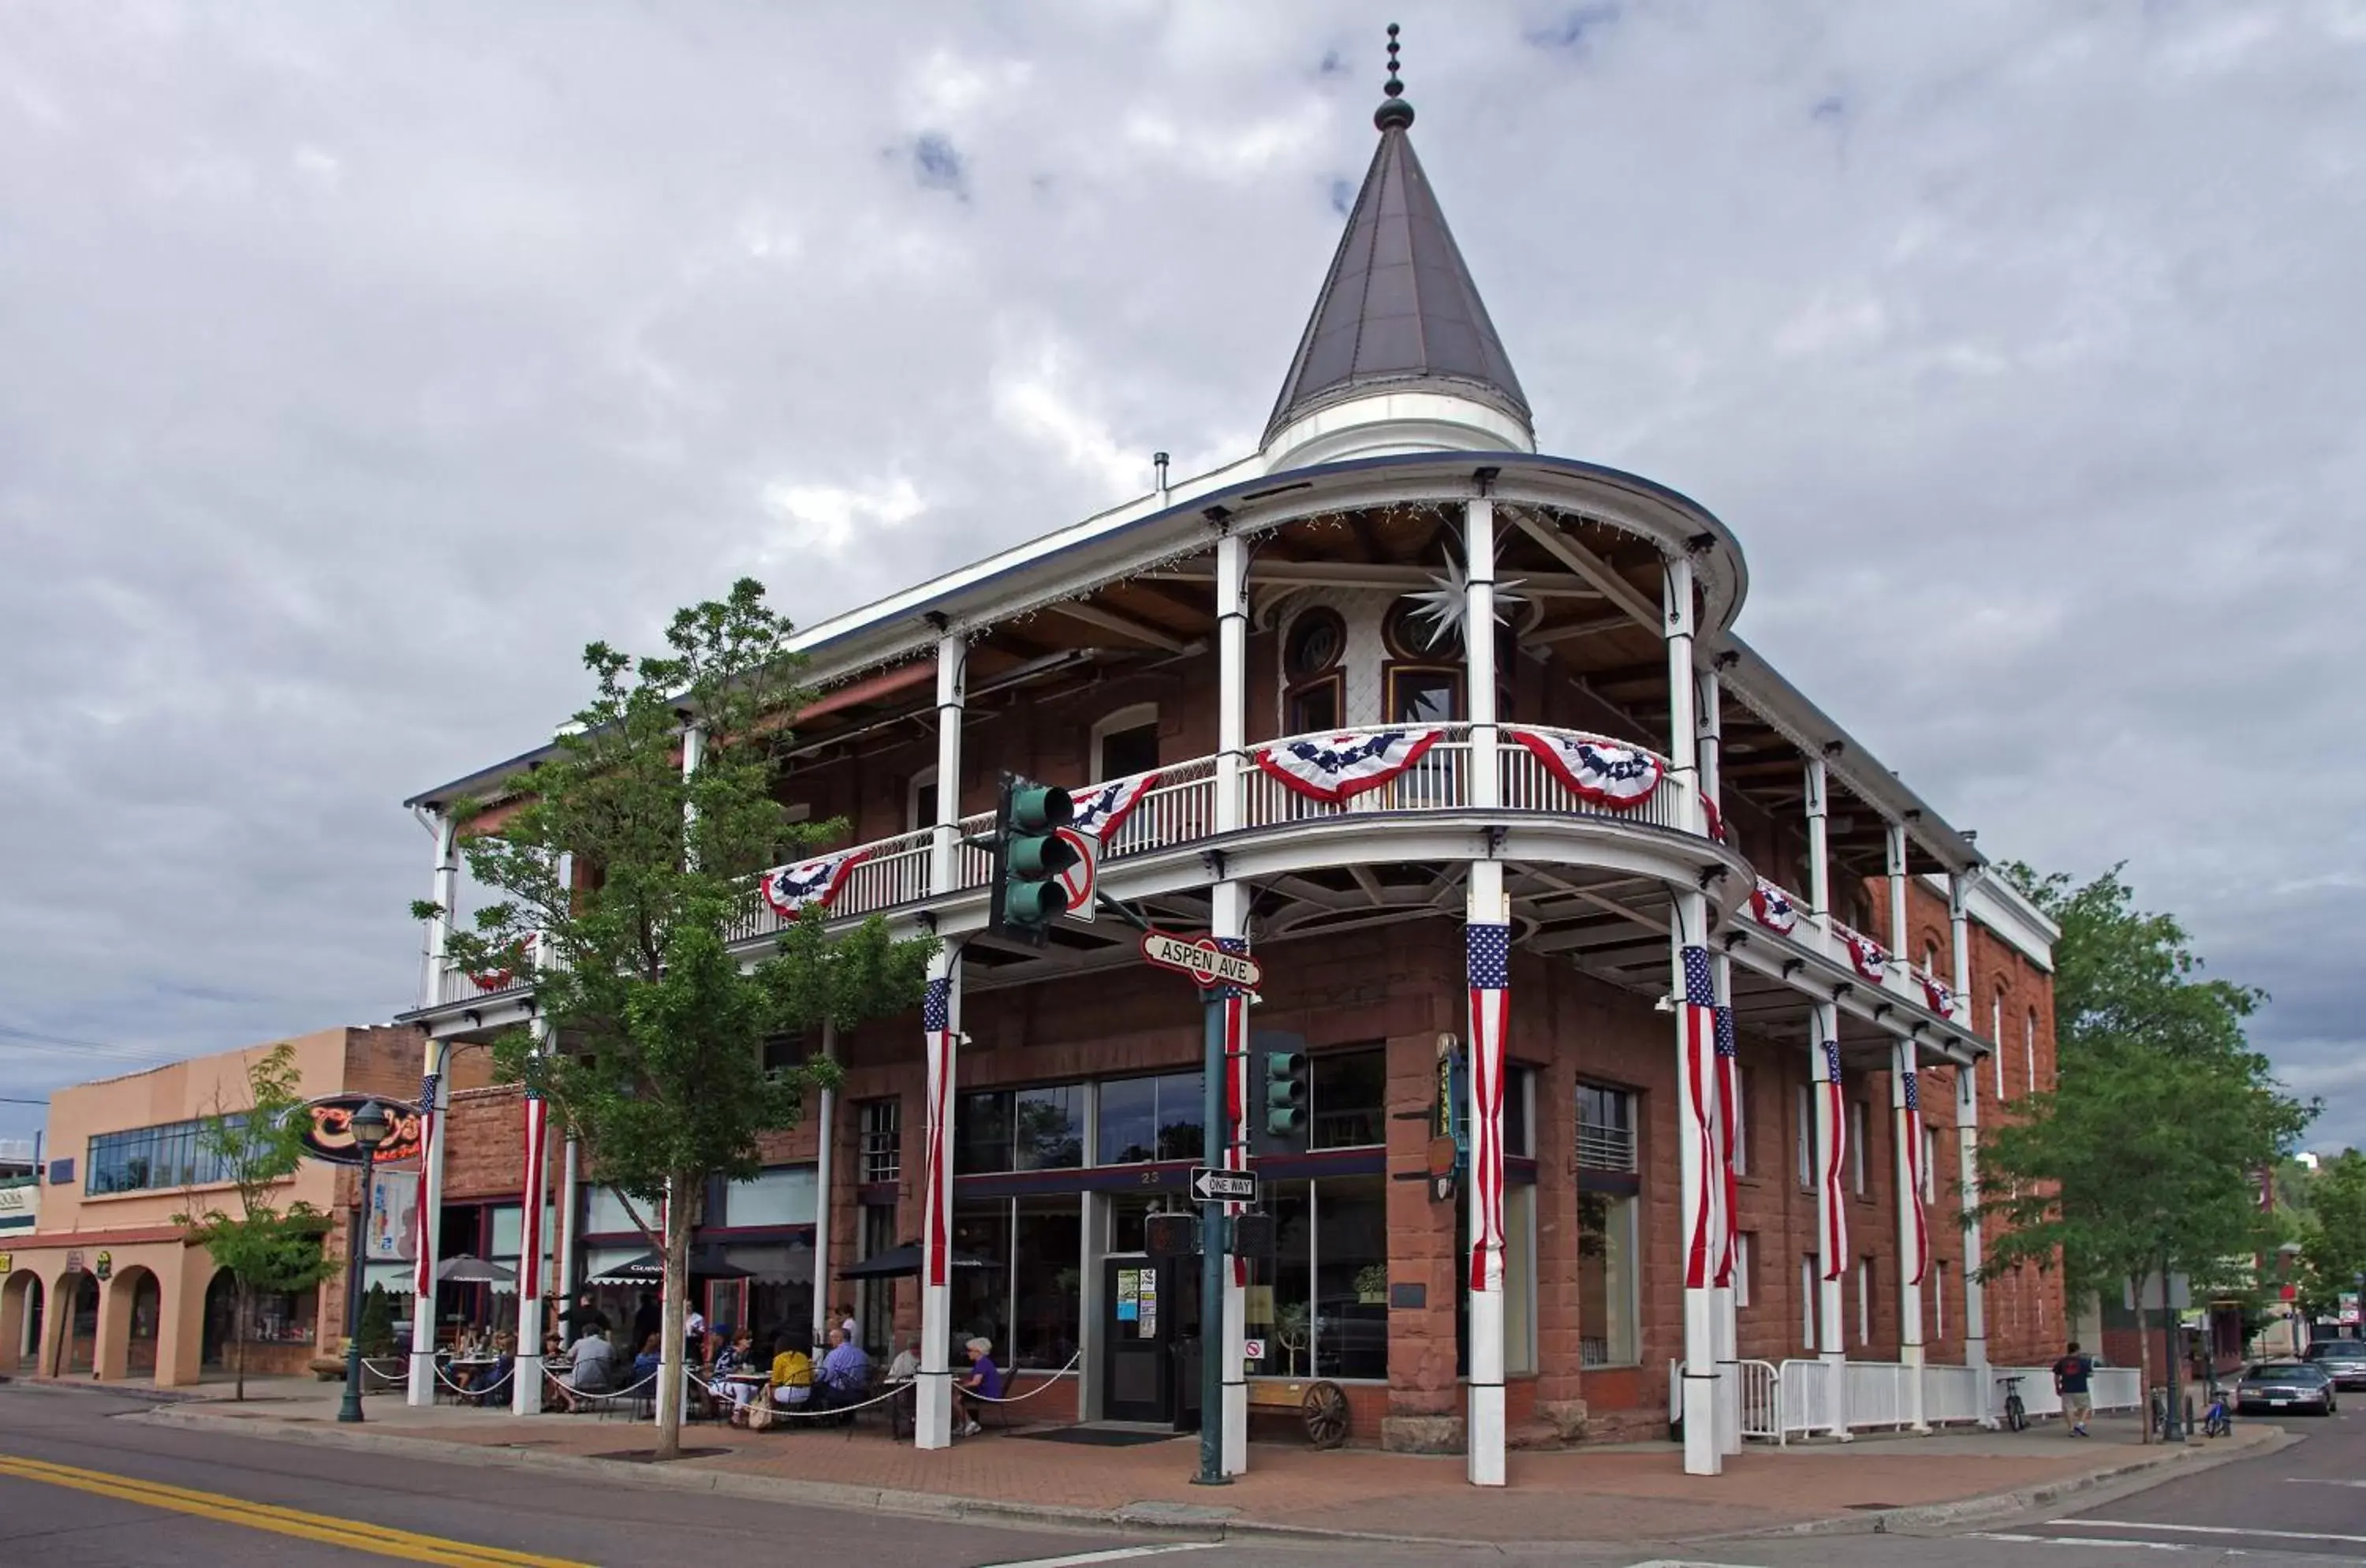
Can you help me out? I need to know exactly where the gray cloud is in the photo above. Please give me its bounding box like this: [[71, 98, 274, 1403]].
[[1, 2, 2358, 1152]]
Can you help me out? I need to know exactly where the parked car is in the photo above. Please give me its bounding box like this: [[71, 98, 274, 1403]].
[[2303, 1339, 2366, 1391], [2234, 1361, 2338, 1416]]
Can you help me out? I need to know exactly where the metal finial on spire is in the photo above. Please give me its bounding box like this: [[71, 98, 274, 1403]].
[[1375, 22, 1414, 131]]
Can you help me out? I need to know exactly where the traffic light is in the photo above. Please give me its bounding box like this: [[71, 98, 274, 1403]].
[[1229, 1211, 1277, 1259], [990, 773, 1077, 946], [1263, 1049, 1308, 1145], [1145, 1211, 1199, 1257]]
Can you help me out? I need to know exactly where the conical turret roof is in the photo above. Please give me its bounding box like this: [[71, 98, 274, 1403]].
[[1263, 83, 1531, 449]]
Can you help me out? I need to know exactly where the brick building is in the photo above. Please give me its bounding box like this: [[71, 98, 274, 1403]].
[[396, 59, 2065, 1482], [0, 1025, 461, 1387]]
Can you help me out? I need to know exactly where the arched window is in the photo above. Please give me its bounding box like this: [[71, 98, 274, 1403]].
[[1282, 607, 1345, 734], [1090, 703, 1160, 782], [2025, 1007, 2039, 1095], [1991, 991, 2006, 1099], [908, 766, 938, 834]]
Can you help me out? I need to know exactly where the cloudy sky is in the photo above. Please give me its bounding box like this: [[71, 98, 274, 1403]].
[[2, 2, 2360, 1155]]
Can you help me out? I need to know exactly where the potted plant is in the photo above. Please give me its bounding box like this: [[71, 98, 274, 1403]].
[[1355, 1264, 1389, 1306]]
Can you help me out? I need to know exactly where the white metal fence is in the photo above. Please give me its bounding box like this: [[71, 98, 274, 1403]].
[[1678, 1357, 2146, 1443]]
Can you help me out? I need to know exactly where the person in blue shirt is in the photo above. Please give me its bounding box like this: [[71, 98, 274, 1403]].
[[957, 1336, 1003, 1436], [631, 1332, 663, 1385], [814, 1327, 871, 1411]]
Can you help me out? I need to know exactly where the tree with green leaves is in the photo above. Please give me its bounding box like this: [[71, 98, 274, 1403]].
[[174, 1041, 334, 1401], [2297, 1149, 2366, 1321], [1972, 865, 2313, 1436], [418, 579, 935, 1458]]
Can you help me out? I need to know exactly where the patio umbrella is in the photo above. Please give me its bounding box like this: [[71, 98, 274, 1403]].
[[435, 1254, 517, 1286], [835, 1241, 999, 1281], [588, 1247, 754, 1285]]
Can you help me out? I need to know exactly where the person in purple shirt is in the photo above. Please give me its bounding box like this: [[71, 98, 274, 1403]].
[[957, 1335, 1002, 1436], [814, 1327, 870, 1410]]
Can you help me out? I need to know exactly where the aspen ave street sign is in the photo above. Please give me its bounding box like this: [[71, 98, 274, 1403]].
[[1139, 931, 1263, 990], [1191, 1166, 1258, 1203]]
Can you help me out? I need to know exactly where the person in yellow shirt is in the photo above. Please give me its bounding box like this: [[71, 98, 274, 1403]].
[[768, 1343, 815, 1411]]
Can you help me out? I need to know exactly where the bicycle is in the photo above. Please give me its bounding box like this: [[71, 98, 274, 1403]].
[[2200, 1379, 2233, 1438], [1997, 1373, 2028, 1432]]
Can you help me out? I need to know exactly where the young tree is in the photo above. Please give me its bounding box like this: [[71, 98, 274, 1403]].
[[421, 579, 935, 1459], [174, 1041, 334, 1401], [2297, 1149, 2366, 1320], [1972, 865, 2314, 1435]]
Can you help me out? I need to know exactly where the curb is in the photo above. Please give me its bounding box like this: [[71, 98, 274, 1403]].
[[1731, 1424, 2297, 1540], [130, 1403, 2290, 1553]]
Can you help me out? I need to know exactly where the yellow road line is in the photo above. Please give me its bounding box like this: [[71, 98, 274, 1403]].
[[0, 1454, 592, 1568]]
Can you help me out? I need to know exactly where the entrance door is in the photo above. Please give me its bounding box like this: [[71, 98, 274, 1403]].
[[1101, 1256, 1171, 1424], [703, 1279, 748, 1341]]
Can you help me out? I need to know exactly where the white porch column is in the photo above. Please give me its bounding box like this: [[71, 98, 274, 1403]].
[[810, 1019, 838, 1352], [1811, 1003, 1851, 1439], [1213, 523, 1252, 1477], [1947, 875, 1987, 1402], [422, 812, 457, 1009], [1886, 823, 1911, 986], [931, 629, 965, 893], [1664, 554, 1720, 1477], [1804, 758, 1832, 950], [1894, 1040, 1929, 1432], [556, 1135, 580, 1342], [1700, 668, 1741, 1458], [916, 953, 959, 1449], [1462, 494, 1510, 1488], [916, 629, 965, 1450], [406, 1043, 449, 1406]]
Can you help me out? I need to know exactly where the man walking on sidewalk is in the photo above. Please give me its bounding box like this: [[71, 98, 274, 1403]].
[[2053, 1341, 2095, 1435]]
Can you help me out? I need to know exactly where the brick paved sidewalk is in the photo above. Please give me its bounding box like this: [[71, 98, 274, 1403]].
[[129, 1386, 2268, 1546]]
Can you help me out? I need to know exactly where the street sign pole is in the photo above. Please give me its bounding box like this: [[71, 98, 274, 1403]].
[[1192, 987, 1230, 1487]]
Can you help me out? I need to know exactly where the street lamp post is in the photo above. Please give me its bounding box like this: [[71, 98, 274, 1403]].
[[338, 1100, 394, 1424]]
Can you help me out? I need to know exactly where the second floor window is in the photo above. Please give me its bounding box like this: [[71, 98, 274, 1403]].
[[1308, 1047, 1386, 1149], [87, 1116, 246, 1195], [858, 1098, 901, 1185], [1576, 1083, 1636, 1173], [1849, 1099, 1869, 1196], [956, 1084, 1084, 1174]]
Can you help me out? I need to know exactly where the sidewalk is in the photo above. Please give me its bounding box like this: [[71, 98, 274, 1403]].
[[121, 1388, 2284, 1548]]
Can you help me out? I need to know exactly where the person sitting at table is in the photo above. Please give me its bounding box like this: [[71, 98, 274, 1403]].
[[812, 1327, 871, 1413], [474, 1331, 517, 1405], [956, 1336, 1002, 1437], [766, 1341, 815, 1415], [542, 1331, 564, 1361], [552, 1327, 618, 1413], [887, 1335, 922, 1383], [631, 1332, 662, 1385], [707, 1327, 755, 1418]]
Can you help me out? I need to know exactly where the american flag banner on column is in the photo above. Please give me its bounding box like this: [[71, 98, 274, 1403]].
[[1819, 1041, 1850, 1280], [1680, 946, 1723, 1290], [1901, 1070, 1931, 1286], [519, 1088, 548, 1303], [921, 976, 953, 1289], [412, 1072, 439, 1298], [1218, 938, 1251, 1288], [1711, 1002, 1741, 1289], [1465, 923, 1510, 1294]]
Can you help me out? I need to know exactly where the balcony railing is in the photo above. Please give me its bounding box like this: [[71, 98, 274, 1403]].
[[427, 722, 1696, 1007]]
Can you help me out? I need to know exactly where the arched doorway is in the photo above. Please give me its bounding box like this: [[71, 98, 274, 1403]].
[[202, 1268, 237, 1368], [104, 1265, 163, 1379], [61, 1271, 99, 1374], [1, 1271, 42, 1372]]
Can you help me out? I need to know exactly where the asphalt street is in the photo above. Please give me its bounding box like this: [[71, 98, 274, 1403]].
[[1, 1381, 2358, 1567]]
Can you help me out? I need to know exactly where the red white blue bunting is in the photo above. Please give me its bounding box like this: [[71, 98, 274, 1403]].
[[1845, 928, 1890, 983], [1255, 728, 1441, 805], [1506, 728, 1663, 810], [1700, 792, 1726, 842], [1901, 1070, 1930, 1286], [1816, 1041, 1849, 1279], [1748, 879, 1800, 935], [761, 849, 867, 918], [1070, 771, 1160, 845], [468, 933, 536, 992], [1919, 971, 1955, 1017]]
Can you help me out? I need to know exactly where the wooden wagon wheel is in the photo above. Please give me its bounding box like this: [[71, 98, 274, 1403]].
[[1302, 1379, 1349, 1449]]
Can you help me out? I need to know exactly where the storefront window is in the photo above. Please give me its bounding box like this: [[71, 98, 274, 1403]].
[[1308, 1049, 1385, 1149], [1010, 1198, 1081, 1368], [726, 1166, 818, 1226], [1245, 1177, 1386, 1381], [1579, 1191, 1639, 1366], [1095, 1072, 1204, 1164], [950, 1200, 1010, 1354], [957, 1087, 1084, 1174]]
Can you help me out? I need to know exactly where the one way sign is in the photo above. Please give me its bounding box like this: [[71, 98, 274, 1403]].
[[1190, 1166, 1257, 1203]]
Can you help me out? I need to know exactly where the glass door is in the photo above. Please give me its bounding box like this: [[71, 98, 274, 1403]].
[[1101, 1256, 1170, 1424]]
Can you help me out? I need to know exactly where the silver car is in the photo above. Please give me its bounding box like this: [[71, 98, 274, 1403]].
[[2236, 1361, 2338, 1415]]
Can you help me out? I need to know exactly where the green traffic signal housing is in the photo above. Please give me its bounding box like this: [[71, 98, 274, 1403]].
[[1264, 1049, 1308, 1142], [990, 774, 1077, 945]]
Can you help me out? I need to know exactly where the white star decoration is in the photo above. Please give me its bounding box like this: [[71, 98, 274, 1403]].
[[1406, 548, 1524, 651]]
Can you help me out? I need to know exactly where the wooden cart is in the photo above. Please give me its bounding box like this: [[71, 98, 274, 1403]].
[[1245, 1376, 1351, 1448]]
